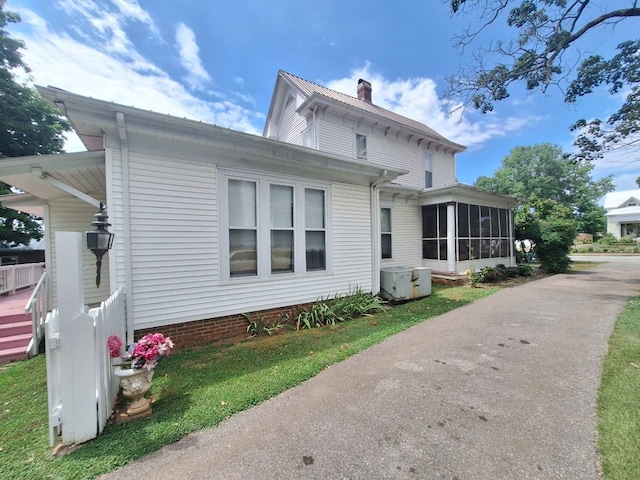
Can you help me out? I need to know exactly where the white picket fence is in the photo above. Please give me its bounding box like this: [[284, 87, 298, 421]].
[[0, 262, 45, 295], [45, 232, 127, 446]]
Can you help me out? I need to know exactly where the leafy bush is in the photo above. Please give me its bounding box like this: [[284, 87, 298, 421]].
[[466, 264, 533, 286], [295, 287, 385, 329], [620, 237, 635, 244], [244, 313, 286, 337], [596, 233, 618, 245]]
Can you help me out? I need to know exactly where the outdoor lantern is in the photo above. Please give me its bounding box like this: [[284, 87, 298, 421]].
[[86, 203, 114, 288]]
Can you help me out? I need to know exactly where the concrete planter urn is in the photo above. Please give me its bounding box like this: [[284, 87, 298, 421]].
[[114, 366, 155, 416]]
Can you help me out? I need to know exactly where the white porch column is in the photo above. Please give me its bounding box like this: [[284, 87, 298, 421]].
[[509, 209, 515, 266], [447, 202, 456, 273]]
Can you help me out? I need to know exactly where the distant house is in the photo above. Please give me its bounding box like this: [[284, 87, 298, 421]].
[[0, 72, 517, 347], [604, 189, 640, 240], [0, 238, 45, 266]]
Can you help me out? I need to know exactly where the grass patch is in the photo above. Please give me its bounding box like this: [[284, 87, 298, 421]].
[[598, 295, 640, 479], [0, 284, 496, 479]]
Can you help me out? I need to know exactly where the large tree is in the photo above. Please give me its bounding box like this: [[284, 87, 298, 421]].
[[0, 1, 70, 247], [447, 1, 640, 162], [475, 143, 613, 234]]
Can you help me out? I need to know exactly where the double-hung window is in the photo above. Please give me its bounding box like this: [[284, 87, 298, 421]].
[[270, 185, 294, 274], [381, 207, 392, 259], [305, 188, 326, 271], [424, 151, 433, 188], [229, 180, 258, 277], [356, 134, 367, 160], [224, 173, 329, 280]]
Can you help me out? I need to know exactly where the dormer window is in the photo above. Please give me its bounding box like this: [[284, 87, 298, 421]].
[[356, 134, 367, 160]]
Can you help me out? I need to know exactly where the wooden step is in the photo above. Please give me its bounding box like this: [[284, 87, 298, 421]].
[[0, 332, 31, 352], [0, 345, 28, 364], [0, 320, 32, 337], [0, 313, 31, 325]]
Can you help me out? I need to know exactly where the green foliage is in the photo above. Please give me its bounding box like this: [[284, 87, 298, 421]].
[[295, 287, 385, 330], [475, 143, 612, 235], [517, 197, 578, 273], [596, 233, 619, 246], [447, 1, 640, 162], [466, 263, 533, 286], [0, 1, 71, 246], [598, 296, 640, 479], [0, 284, 497, 479], [244, 313, 286, 337]]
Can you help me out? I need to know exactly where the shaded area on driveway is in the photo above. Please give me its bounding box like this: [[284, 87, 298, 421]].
[[100, 262, 639, 479]]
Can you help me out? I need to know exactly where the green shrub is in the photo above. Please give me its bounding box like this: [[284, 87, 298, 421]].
[[294, 287, 385, 329], [596, 233, 618, 246], [620, 237, 634, 244], [244, 313, 286, 337]]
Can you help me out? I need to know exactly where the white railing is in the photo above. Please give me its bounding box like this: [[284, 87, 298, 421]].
[[45, 287, 126, 446], [25, 271, 50, 357], [0, 262, 45, 296]]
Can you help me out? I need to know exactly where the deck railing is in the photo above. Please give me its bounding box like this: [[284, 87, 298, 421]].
[[0, 262, 45, 296], [25, 271, 50, 357]]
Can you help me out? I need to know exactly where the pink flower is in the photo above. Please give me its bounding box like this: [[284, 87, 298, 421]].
[[128, 332, 174, 369], [107, 335, 123, 358]]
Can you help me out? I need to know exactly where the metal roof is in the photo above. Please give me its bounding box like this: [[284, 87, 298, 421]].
[[279, 71, 465, 152]]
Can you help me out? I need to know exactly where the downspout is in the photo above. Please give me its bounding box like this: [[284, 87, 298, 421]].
[[312, 106, 318, 149], [370, 170, 388, 294], [116, 112, 135, 345]]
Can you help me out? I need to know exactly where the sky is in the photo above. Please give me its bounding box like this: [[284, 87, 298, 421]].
[[6, 0, 640, 192]]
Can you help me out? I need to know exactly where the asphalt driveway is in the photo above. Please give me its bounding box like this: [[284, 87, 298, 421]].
[[100, 261, 639, 479]]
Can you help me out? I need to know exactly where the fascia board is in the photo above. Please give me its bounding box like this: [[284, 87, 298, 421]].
[[297, 94, 466, 154]]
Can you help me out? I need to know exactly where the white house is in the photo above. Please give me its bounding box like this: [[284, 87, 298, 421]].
[[0, 72, 517, 348], [603, 189, 640, 240]]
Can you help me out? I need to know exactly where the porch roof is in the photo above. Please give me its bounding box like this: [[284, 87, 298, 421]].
[[0, 150, 106, 215], [381, 182, 520, 208]]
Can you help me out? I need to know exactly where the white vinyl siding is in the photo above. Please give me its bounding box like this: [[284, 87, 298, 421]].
[[126, 154, 218, 328], [276, 93, 307, 144], [317, 120, 354, 157], [121, 156, 372, 331], [48, 194, 110, 307], [380, 200, 422, 267]]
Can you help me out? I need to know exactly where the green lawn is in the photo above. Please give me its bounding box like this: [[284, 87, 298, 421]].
[[598, 295, 640, 479], [0, 284, 496, 480]]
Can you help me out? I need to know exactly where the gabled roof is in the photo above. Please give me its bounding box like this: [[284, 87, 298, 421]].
[[603, 189, 640, 209], [265, 71, 465, 153]]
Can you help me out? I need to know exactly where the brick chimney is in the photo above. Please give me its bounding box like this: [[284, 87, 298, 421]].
[[357, 78, 372, 103]]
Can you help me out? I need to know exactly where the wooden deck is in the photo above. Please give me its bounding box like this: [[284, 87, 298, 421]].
[[0, 288, 34, 364]]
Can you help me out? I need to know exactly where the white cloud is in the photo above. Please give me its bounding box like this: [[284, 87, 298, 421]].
[[326, 63, 541, 149], [11, 8, 263, 137], [175, 23, 211, 90]]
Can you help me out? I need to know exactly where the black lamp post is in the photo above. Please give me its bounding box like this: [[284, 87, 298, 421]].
[[86, 203, 114, 288]]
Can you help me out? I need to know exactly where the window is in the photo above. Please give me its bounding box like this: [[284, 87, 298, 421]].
[[224, 174, 329, 280], [270, 185, 294, 273], [302, 126, 315, 149], [229, 180, 257, 277], [454, 203, 512, 261], [422, 202, 512, 262], [305, 188, 326, 271], [424, 152, 433, 188], [381, 208, 392, 259], [356, 134, 367, 160]]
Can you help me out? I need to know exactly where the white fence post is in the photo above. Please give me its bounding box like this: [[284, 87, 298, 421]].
[[56, 232, 97, 446]]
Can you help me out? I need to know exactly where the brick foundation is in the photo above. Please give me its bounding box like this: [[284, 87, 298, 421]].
[[134, 303, 313, 350]]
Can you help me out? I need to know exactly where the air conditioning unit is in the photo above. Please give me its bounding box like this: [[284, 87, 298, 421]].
[[380, 266, 432, 302], [380, 267, 412, 301]]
